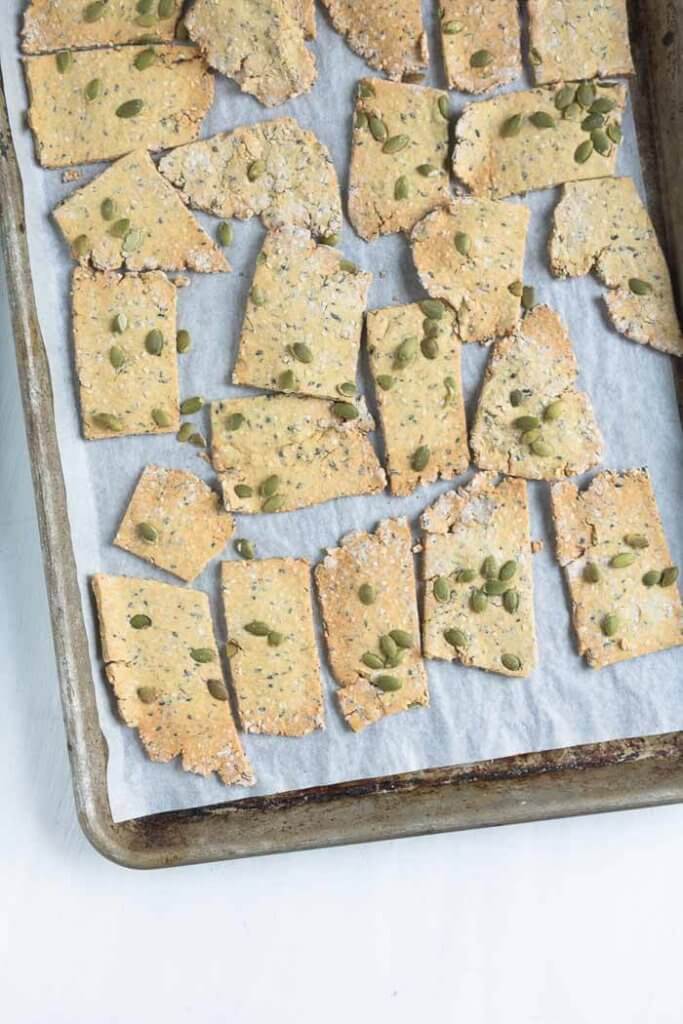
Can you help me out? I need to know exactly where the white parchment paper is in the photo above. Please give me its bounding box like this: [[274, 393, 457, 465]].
[[2, 2, 682, 823]]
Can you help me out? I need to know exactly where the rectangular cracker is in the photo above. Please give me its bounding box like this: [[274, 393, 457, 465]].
[[322, 1, 427, 81], [72, 268, 179, 440], [439, 0, 521, 94], [221, 558, 324, 736], [54, 150, 228, 273], [348, 78, 450, 241], [410, 199, 529, 343], [528, 0, 634, 85], [314, 518, 429, 731], [211, 394, 386, 513], [470, 304, 603, 480], [421, 472, 537, 678], [551, 469, 683, 669], [233, 228, 371, 400], [114, 466, 235, 582], [453, 81, 626, 199], [25, 45, 213, 168], [21, 0, 181, 53], [366, 301, 469, 495], [92, 574, 254, 786]]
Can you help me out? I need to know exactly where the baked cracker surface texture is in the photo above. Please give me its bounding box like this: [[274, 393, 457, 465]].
[[21, 0, 182, 52], [421, 472, 537, 678], [290, 0, 316, 38], [314, 518, 429, 732], [410, 199, 530, 343], [91, 574, 254, 786], [321, 1, 428, 81], [24, 45, 213, 168], [470, 304, 603, 480], [551, 469, 682, 669], [53, 149, 228, 273], [453, 81, 626, 199], [550, 177, 683, 357], [114, 465, 235, 582], [528, 0, 635, 85], [439, 0, 521, 94], [72, 268, 179, 440], [348, 78, 450, 241], [366, 301, 469, 495], [221, 558, 325, 736], [185, 0, 316, 107], [211, 394, 386, 513], [158, 117, 342, 240], [233, 228, 371, 399]]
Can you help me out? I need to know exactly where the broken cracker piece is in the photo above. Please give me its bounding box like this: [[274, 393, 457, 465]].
[[551, 469, 682, 669], [92, 574, 254, 786], [439, 0, 521, 94], [221, 558, 324, 736], [322, 1, 428, 81], [528, 0, 634, 85], [114, 465, 235, 582], [289, 0, 316, 37], [366, 301, 469, 495], [550, 177, 683, 357], [470, 304, 603, 480], [421, 472, 537, 678], [21, 0, 181, 53], [314, 518, 429, 731]]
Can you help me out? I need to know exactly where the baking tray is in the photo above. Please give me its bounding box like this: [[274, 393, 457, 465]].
[[1, 0, 681, 869]]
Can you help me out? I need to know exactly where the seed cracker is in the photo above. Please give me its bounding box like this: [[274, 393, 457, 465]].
[[470, 304, 603, 480], [114, 465, 235, 582], [21, 0, 181, 53], [158, 117, 342, 241], [185, 0, 316, 108], [528, 0, 634, 85], [92, 573, 254, 786], [290, 0, 316, 38], [550, 177, 683, 357], [233, 228, 371, 400], [72, 268, 179, 440], [421, 472, 537, 678], [221, 558, 325, 736], [348, 78, 450, 241], [551, 469, 682, 669], [321, 1, 428, 82], [211, 394, 386, 514], [366, 301, 469, 495], [453, 81, 626, 199], [439, 0, 521, 94], [54, 149, 228, 273], [314, 518, 429, 732], [24, 44, 213, 168], [410, 199, 530, 343]]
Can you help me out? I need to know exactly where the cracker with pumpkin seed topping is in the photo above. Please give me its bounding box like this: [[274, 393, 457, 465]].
[[24, 44, 213, 168], [233, 228, 371, 400], [159, 117, 341, 241], [470, 305, 603, 480], [92, 574, 254, 786], [221, 558, 324, 736], [114, 466, 235, 582], [21, 0, 182, 53], [321, 1, 428, 81], [211, 394, 386, 514], [314, 518, 429, 732], [348, 78, 450, 241], [453, 81, 626, 199], [72, 268, 180, 439], [366, 301, 469, 495], [527, 0, 634, 86], [185, 0, 316, 108], [410, 198, 529, 343], [54, 150, 228, 273], [439, 0, 521, 94], [551, 469, 682, 669], [421, 472, 537, 678], [550, 177, 683, 357]]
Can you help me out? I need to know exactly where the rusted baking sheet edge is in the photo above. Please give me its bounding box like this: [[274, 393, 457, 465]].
[[1, 0, 682, 870]]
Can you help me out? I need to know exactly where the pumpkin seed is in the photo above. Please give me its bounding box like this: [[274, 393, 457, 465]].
[[73, 234, 90, 258], [251, 286, 266, 306], [437, 95, 449, 120], [421, 336, 439, 360], [145, 329, 164, 355], [481, 556, 497, 578], [259, 474, 280, 497], [116, 99, 144, 118], [234, 484, 253, 498], [660, 566, 679, 587], [382, 134, 410, 154], [207, 679, 228, 701], [583, 562, 600, 583], [470, 590, 488, 613], [109, 217, 130, 238], [484, 578, 508, 596], [521, 285, 535, 310], [188, 431, 206, 448], [544, 400, 563, 421], [509, 389, 524, 407], [137, 686, 159, 704], [362, 652, 385, 670], [176, 329, 191, 353], [151, 407, 171, 428], [332, 401, 359, 420], [134, 48, 157, 71], [56, 50, 73, 73], [581, 113, 604, 131], [423, 319, 440, 340], [624, 534, 649, 549], [110, 312, 127, 334], [454, 231, 471, 256], [267, 631, 284, 647], [135, 12, 156, 25], [642, 569, 661, 587], [591, 96, 616, 115], [417, 164, 440, 177], [389, 629, 413, 649], [180, 396, 203, 414], [372, 675, 402, 692], [503, 589, 520, 614], [554, 85, 575, 110], [501, 114, 523, 138], [130, 613, 152, 629], [530, 110, 555, 129], [434, 576, 451, 603], [262, 495, 284, 513], [137, 521, 158, 543], [606, 122, 623, 144], [190, 647, 215, 663], [337, 382, 357, 398], [93, 412, 123, 432], [501, 653, 522, 672], [563, 102, 581, 121], [137, 0, 154, 11], [529, 47, 543, 65], [457, 569, 476, 583], [85, 77, 103, 101], [394, 175, 410, 201], [245, 621, 270, 636], [83, 1, 106, 21], [530, 439, 554, 457], [320, 232, 340, 246], [379, 634, 398, 660], [158, 0, 175, 16], [339, 259, 357, 273], [499, 560, 517, 582], [216, 221, 233, 246], [521, 427, 541, 445], [109, 345, 125, 370], [123, 229, 143, 252], [356, 111, 369, 130], [420, 299, 444, 320], [601, 613, 620, 637], [610, 551, 637, 569], [629, 278, 653, 295], [358, 583, 376, 605], [592, 129, 611, 156], [444, 377, 458, 403], [384, 649, 405, 671], [575, 139, 594, 163], [514, 415, 540, 431], [411, 445, 430, 472], [359, 81, 375, 98], [224, 412, 245, 432], [395, 335, 418, 367], [508, 279, 523, 297], [376, 374, 394, 391], [278, 369, 296, 390], [444, 628, 468, 649], [442, 19, 463, 34], [470, 49, 493, 68], [100, 197, 116, 221], [369, 116, 388, 142], [247, 159, 266, 181], [292, 342, 313, 364], [576, 81, 596, 108]]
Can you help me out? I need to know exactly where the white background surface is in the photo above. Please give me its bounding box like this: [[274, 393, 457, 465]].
[[2, 261, 683, 1022]]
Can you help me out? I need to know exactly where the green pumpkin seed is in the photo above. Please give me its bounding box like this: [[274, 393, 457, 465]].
[[481, 556, 497, 579], [514, 415, 540, 431], [207, 679, 228, 701], [423, 319, 440, 339], [356, 111, 369, 130], [176, 421, 193, 442], [116, 99, 144, 118], [369, 116, 388, 142], [437, 95, 449, 120], [624, 533, 649, 549], [358, 583, 376, 605], [503, 589, 520, 614], [158, 0, 175, 16], [320, 232, 340, 246], [176, 329, 191, 353], [292, 342, 313, 364], [56, 50, 73, 73], [216, 221, 233, 246], [137, 521, 158, 543], [530, 110, 555, 129], [457, 568, 476, 583], [411, 445, 430, 472], [100, 197, 116, 221], [610, 551, 637, 569], [85, 77, 103, 101], [521, 285, 536, 310], [190, 647, 215, 663], [180, 396, 203, 415], [521, 428, 541, 445], [332, 401, 359, 420], [484, 578, 508, 596], [454, 231, 471, 256], [376, 374, 394, 391], [359, 81, 375, 98], [130, 613, 152, 629], [499, 560, 517, 581], [583, 562, 600, 583], [508, 279, 523, 297], [606, 122, 623, 144], [93, 412, 123, 432], [278, 370, 296, 390], [394, 175, 410, 201], [417, 164, 440, 177], [244, 621, 270, 636], [470, 49, 493, 68], [267, 631, 284, 647], [642, 569, 661, 587], [434, 576, 451, 603], [530, 439, 554, 457], [337, 382, 357, 398], [135, 12, 156, 25], [444, 628, 468, 649], [509, 389, 524, 407], [83, 1, 106, 21], [382, 134, 410, 154], [145, 329, 164, 355], [442, 19, 463, 34], [529, 46, 543, 65], [420, 299, 444, 320], [421, 336, 439, 360], [576, 81, 596, 108], [110, 312, 126, 334], [575, 139, 594, 163], [188, 432, 205, 448], [339, 259, 358, 274], [262, 495, 284, 513], [544, 400, 563, 421], [247, 159, 266, 181], [73, 234, 90, 258], [386, 648, 407, 669], [109, 217, 131, 238], [554, 85, 575, 110], [563, 102, 582, 121], [601, 613, 620, 637], [629, 278, 653, 295], [362, 652, 385, 670], [501, 653, 522, 672], [137, 0, 154, 9], [389, 629, 413, 649], [590, 96, 616, 114], [660, 566, 679, 587], [151, 407, 171, 428], [123, 229, 143, 252], [592, 129, 611, 156], [234, 484, 253, 498], [372, 675, 402, 693], [134, 48, 157, 71], [259, 474, 280, 497], [471, 590, 488, 613], [137, 686, 159, 704], [378, 634, 397, 661], [581, 113, 604, 131], [109, 345, 125, 370], [251, 286, 266, 306], [501, 113, 523, 138]]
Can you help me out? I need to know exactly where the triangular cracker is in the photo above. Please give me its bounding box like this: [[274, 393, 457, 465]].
[[321, 1, 428, 81], [439, 0, 521, 94]]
